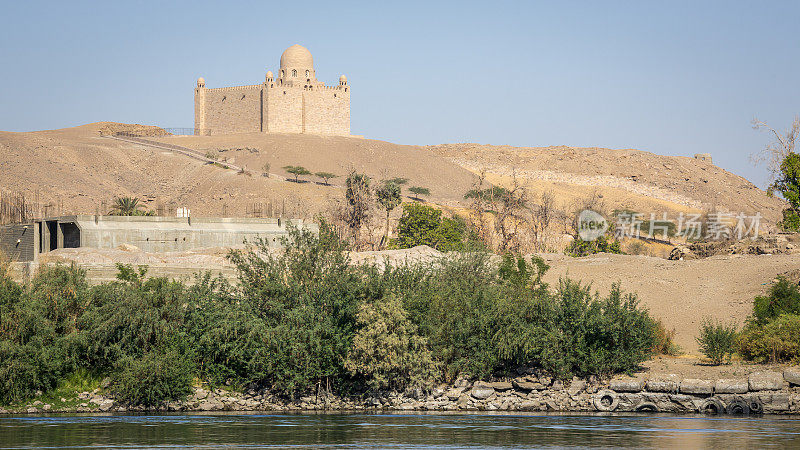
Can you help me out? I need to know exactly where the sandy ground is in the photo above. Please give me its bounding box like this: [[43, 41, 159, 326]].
[[640, 354, 789, 379], [541, 252, 800, 354]]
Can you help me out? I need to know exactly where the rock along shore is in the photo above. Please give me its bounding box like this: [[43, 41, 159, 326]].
[[5, 367, 800, 416]]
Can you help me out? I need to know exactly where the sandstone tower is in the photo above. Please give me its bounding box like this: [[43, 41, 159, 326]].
[[194, 44, 350, 135]]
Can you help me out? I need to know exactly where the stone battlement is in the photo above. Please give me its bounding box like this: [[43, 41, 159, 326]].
[[203, 84, 264, 93]]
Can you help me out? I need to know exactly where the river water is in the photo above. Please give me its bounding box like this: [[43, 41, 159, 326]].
[[0, 412, 798, 448]]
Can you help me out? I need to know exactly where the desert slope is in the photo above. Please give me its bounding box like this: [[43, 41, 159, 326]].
[[430, 143, 785, 224], [0, 123, 477, 218], [0, 123, 786, 227]]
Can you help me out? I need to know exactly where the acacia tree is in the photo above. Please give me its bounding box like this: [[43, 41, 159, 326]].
[[386, 177, 409, 187], [375, 180, 402, 248], [315, 171, 338, 186], [283, 165, 311, 182], [408, 186, 430, 201], [753, 117, 800, 230]]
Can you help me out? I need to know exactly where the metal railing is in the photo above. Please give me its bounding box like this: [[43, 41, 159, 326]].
[[111, 128, 211, 138]]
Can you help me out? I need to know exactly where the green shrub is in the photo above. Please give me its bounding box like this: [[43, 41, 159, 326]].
[[0, 266, 22, 308], [112, 346, 195, 407], [390, 203, 465, 251], [399, 252, 508, 378], [535, 281, 656, 378], [0, 265, 85, 403], [344, 295, 438, 391], [75, 275, 188, 369], [696, 318, 738, 365], [185, 274, 270, 387], [498, 253, 549, 291], [752, 277, 800, 325], [566, 235, 622, 257], [396, 253, 655, 379], [228, 223, 363, 396], [767, 151, 800, 232], [0, 222, 665, 404], [0, 339, 69, 404], [738, 314, 800, 363]]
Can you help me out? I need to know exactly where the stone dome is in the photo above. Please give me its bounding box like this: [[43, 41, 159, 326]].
[[266, 70, 273, 78], [197, 77, 205, 87], [280, 44, 313, 69], [339, 74, 347, 83]]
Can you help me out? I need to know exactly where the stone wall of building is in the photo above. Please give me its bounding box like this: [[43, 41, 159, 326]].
[[199, 85, 263, 134], [264, 85, 303, 134], [302, 87, 350, 135], [195, 84, 350, 136]]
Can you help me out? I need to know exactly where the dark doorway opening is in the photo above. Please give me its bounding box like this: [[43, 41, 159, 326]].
[[47, 221, 57, 252], [60, 222, 80, 248]]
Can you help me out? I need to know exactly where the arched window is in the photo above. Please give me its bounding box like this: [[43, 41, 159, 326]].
[[305, 70, 309, 77], [291, 69, 297, 77], [281, 70, 284, 77]]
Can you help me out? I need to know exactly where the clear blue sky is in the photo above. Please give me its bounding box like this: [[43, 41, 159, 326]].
[[1, 0, 798, 187]]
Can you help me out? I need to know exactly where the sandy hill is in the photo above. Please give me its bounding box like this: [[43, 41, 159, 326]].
[[430, 143, 785, 224], [0, 123, 786, 227], [0, 123, 476, 218]]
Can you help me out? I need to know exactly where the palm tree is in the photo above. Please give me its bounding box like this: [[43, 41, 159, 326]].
[[376, 180, 402, 247], [109, 196, 149, 216]]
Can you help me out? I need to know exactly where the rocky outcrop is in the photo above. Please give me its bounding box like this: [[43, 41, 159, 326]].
[[669, 235, 800, 261]]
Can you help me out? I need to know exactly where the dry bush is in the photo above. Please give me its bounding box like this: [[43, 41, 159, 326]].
[[652, 319, 682, 356], [464, 170, 532, 253], [624, 240, 648, 256], [751, 116, 799, 182]]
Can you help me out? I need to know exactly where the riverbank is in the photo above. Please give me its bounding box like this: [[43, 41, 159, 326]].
[[5, 359, 799, 415]]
